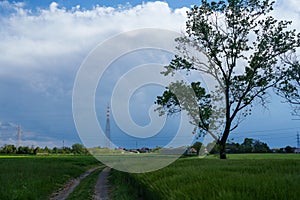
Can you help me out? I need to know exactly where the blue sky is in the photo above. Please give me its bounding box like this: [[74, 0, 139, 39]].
[[9, 0, 201, 9], [0, 0, 299, 149]]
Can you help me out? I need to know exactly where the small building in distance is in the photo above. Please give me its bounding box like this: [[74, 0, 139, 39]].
[[294, 148, 300, 153]]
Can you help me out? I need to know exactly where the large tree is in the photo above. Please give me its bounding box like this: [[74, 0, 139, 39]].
[[157, 0, 300, 159]]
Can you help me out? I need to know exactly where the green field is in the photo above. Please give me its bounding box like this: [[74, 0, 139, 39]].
[[1, 154, 300, 200], [109, 154, 300, 200], [0, 155, 101, 200]]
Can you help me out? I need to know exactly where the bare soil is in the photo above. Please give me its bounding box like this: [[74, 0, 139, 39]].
[[94, 167, 111, 200]]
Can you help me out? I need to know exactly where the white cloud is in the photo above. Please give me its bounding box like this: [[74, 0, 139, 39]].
[[49, 2, 59, 12], [0, 1, 188, 101], [275, 0, 300, 13], [0, 0, 295, 73], [1, 1, 299, 80], [273, 1, 300, 57], [0, 1, 187, 75]]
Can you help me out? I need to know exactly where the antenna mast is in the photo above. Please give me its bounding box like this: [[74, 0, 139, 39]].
[[105, 104, 111, 148]]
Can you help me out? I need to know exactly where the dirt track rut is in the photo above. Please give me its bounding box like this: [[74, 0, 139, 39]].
[[94, 167, 111, 200]]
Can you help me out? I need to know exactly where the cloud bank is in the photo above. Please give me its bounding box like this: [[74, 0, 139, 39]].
[[0, 0, 299, 148], [0, 1, 188, 147]]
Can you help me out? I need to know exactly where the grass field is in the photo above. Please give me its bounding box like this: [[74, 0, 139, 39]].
[[109, 154, 300, 200], [0, 155, 101, 200], [1, 153, 299, 200]]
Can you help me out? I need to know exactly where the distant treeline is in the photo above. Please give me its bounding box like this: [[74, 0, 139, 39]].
[[190, 138, 298, 155], [1, 138, 297, 156], [0, 143, 88, 155], [211, 138, 272, 154]]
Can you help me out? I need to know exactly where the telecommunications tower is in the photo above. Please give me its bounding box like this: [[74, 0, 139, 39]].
[[105, 104, 111, 148]]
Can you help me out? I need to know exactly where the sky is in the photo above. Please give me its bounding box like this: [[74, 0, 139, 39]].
[[0, 0, 300, 149]]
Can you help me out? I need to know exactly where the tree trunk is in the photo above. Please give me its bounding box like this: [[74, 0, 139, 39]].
[[221, 80, 231, 160], [219, 143, 226, 159], [219, 125, 230, 159], [196, 148, 200, 156]]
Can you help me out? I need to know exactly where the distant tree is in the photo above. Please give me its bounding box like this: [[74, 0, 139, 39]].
[[52, 147, 59, 154], [240, 138, 270, 153], [17, 146, 31, 154], [29, 146, 34, 154], [72, 143, 85, 154], [157, 0, 300, 159], [226, 142, 241, 153], [44, 146, 50, 153], [192, 142, 203, 156], [274, 148, 284, 153], [241, 138, 254, 153], [16, 146, 22, 154], [1, 144, 16, 154], [63, 147, 72, 154], [284, 146, 294, 153], [34, 147, 40, 155], [253, 140, 271, 153]]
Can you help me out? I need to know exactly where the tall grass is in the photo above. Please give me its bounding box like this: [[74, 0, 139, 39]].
[[108, 168, 140, 200], [0, 155, 100, 200], [110, 154, 300, 200]]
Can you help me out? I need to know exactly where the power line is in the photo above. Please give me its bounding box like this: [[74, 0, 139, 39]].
[[232, 132, 297, 138], [231, 126, 300, 134]]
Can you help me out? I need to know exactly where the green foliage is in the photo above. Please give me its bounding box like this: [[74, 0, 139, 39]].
[[33, 147, 40, 155], [252, 140, 271, 153], [72, 143, 86, 155], [192, 141, 203, 149], [109, 169, 141, 200], [0, 156, 100, 200], [17, 146, 34, 154], [209, 138, 271, 153], [191, 141, 203, 155], [238, 138, 271, 153], [0, 144, 17, 154], [155, 81, 212, 135], [111, 155, 300, 200], [0, 143, 88, 155], [284, 146, 294, 153], [241, 138, 254, 152], [276, 59, 300, 116]]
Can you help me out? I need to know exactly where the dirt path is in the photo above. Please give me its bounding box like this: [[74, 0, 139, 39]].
[[50, 166, 101, 200], [94, 167, 111, 200]]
